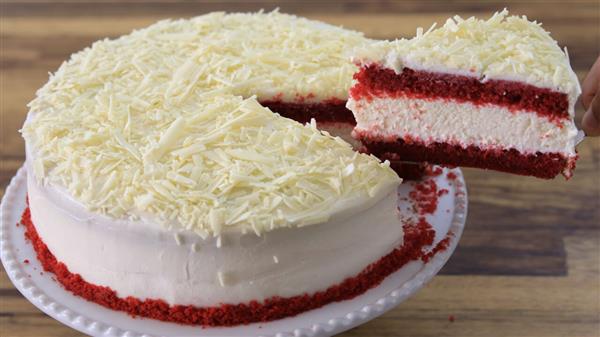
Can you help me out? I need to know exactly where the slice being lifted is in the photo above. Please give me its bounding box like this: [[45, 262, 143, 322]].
[[348, 10, 581, 179]]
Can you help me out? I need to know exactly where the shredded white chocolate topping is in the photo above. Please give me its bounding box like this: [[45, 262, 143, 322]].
[[353, 9, 580, 104], [22, 11, 399, 236]]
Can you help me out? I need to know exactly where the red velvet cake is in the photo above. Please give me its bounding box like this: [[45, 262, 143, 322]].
[[348, 10, 581, 179], [20, 11, 435, 328]]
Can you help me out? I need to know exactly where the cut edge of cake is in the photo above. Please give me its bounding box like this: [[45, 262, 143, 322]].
[[347, 9, 581, 179]]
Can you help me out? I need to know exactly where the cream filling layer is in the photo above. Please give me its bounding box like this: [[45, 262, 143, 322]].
[[348, 96, 578, 156], [26, 168, 403, 307]]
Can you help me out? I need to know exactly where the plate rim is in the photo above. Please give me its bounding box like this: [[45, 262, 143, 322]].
[[0, 165, 467, 337]]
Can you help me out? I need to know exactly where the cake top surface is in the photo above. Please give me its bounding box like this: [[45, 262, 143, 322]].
[[353, 9, 581, 102], [56, 10, 365, 104], [22, 11, 399, 237]]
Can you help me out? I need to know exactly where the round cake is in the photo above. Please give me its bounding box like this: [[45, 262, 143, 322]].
[[20, 11, 412, 326]]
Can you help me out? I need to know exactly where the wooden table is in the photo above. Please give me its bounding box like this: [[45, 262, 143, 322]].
[[1, 1, 599, 336]]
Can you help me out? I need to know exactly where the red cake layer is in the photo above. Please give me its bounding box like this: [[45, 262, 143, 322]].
[[360, 136, 575, 179], [260, 98, 355, 124], [20, 200, 448, 327], [350, 65, 569, 121]]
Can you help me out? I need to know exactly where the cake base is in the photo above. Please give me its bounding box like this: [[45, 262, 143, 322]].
[[390, 162, 431, 181], [19, 205, 439, 326], [362, 137, 576, 179], [1, 166, 466, 335]]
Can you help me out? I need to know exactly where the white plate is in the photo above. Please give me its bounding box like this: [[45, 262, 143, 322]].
[[1, 166, 467, 337]]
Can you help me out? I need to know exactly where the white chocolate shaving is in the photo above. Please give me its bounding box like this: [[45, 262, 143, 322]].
[[217, 271, 231, 287], [173, 233, 183, 246]]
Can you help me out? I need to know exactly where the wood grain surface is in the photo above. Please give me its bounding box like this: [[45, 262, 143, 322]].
[[1, 1, 599, 336]]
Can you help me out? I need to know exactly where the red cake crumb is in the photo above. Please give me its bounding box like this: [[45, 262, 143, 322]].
[[19, 200, 449, 327], [404, 174, 454, 263], [350, 65, 569, 122], [448, 315, 455, 322], [23, 259, 29, 264], [422, 235, 453, 263], [361, 136, 573, 179], [424, 165, 443, 177], [409, 179, 440, 215], [446, 172, 457, 181]]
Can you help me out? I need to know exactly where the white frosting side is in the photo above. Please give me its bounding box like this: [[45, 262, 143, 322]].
[[27, 169, 403, 306], [349, 96, 578, 156], [353, 9, 581, 111]]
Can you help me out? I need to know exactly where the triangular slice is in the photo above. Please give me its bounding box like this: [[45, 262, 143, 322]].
[[348, 9, 580, 179]]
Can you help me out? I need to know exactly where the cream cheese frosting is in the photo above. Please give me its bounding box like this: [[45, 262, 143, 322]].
[[21, 11, 399, 237], [352, 9, 581, 109], [349, 96, 579, 156], [26, 166, 403, 306]]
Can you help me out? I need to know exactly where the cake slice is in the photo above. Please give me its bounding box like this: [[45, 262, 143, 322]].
[[348, 10, 581, 179]]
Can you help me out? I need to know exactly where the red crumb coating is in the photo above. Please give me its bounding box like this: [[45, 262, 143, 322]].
[[422, 236, 452, 263], [361, 137, 575, 179], [409, 180, 440, 215], [425, 166, 444, 177], [350, 65, 570, 121], [406, 175, 453, 263], [20, 199, 450, 327], [260, 98, 355, 124]]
